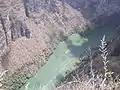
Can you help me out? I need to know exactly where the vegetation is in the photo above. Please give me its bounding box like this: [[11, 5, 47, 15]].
[[1, 55, 44, 90], [2, 71, 29, 90], [19, 33, 88, 90], [0, 70, 8, 90], [20, 33, 120, 90], [56, 35, 120, 90]]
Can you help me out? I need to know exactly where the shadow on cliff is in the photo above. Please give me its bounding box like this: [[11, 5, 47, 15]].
[[64, 0, 120, 28], [64, 26, 119, 58]]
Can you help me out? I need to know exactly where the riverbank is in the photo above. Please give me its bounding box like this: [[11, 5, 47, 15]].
[[0, 1, 88, 89], [1, 24, 89, 90], [19, 24, 118, 90], [57, 28, 120, 90]]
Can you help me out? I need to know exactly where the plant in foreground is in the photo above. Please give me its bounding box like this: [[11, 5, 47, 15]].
[[99, 35, 114, 80], [0, 70, 8, 90], [56, 35, 119, 90]]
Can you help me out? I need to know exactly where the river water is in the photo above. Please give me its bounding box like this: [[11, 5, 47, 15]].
[[19, 25, 118, 90]]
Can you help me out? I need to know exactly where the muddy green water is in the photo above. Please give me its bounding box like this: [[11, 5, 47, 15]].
[[19, 26, 117, 90]]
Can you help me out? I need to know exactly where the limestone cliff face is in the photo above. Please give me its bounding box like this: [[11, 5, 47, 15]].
[[0, 0, 87, 72], [0, 0, 120, 73], [0, 0, 120, 90], [64, 0, 120, 27], [0, 16, 8, 56], [64, 0, 120, 19]]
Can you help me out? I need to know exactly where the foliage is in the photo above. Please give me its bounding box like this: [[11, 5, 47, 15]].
[[56, 35, 120, 90], [0, 70, 8, 90], [99, 35, 114, 78], [2, 70, 30, 90], [66, 34, 88, 46]]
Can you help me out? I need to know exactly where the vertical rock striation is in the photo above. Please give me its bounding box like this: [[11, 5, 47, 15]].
[[0, 0, 120, 75]]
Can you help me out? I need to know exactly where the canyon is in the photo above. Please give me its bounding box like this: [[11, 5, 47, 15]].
[[0, 0, 120, 90]]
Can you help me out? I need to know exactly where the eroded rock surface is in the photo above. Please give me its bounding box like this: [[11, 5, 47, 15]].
[[0, 0, 120, 74], [0, 0, 120, 90], [0, 0, 87, 73]]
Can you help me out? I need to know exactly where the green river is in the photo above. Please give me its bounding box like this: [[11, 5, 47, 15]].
[[20, 26, 117, 90]]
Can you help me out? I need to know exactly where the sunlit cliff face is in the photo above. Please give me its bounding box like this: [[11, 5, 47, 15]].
[[0, 0, 120, 72]]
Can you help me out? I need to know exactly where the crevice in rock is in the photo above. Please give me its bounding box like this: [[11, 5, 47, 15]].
[[9, 16, 30, 41], [0, 14, 8, 45], [23, 0, 30, 18], [23, 0, 58, 15]]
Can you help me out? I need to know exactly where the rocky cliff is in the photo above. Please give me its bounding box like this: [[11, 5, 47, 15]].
[[0, 0, 120, 76], [0, 0, 88, 73], [64, 0, 120, 19], [0, 0, 120, 90]]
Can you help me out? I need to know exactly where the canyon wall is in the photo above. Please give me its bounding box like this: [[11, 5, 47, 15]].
[[0, 0, 120, 90], [0, 0, 120, 73], [0, 0, 87, 73]]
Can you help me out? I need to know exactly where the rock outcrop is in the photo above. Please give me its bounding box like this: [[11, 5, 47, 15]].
[[0, 0, 87, 73], [0, 0, 120, 90], [0, 0, 120, 74], [64, 0, 120, 19]]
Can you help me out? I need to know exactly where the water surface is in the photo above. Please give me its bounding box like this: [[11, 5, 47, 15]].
[[20, 26, 117, 90]]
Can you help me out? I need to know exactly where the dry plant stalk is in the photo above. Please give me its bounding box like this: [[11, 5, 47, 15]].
[[56, 35, 120, 90], [0, 70, 8, 90]]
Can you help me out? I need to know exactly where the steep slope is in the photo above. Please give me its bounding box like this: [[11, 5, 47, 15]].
[[64, 0, 120, 19], [0, 0, 120, 90], [0, 0, 88, 73], [0, 0, 120, 73]]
